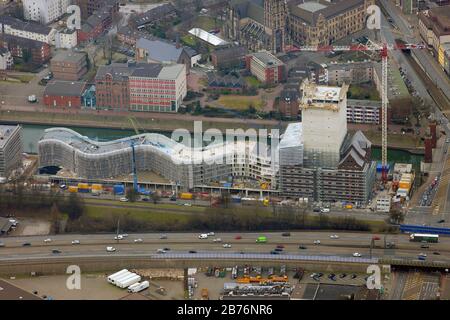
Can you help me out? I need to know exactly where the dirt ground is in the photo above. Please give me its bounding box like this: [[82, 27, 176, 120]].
[[8, 274, 185, 300], [10, 218, 51, 236]]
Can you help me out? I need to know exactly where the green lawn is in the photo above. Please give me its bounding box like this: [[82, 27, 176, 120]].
[[192, 16, 221, 31], [217, 95, 265, 110], [83, 198, 206, 213], [85, 205, 192, 223], [244, 76, 262, 88], [181, 35, 197, 47], [348, 85, 380, 101]]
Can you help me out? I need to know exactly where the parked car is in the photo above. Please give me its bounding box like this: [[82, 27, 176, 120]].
[[119, 197, 129, 202]]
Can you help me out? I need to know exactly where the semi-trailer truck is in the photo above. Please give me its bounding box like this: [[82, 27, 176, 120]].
[[128, 281, 149, 293], [112, 272, 135, 285]]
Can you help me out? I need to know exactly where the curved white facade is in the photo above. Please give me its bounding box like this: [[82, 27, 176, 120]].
[[38, 128, 277, 189]]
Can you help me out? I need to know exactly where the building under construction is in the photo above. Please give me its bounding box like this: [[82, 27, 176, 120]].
[[279, 81, 377, 205], [38, 128, 276, 190]]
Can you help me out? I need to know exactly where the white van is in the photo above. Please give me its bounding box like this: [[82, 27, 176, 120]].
[[198, 234, 208, 239]]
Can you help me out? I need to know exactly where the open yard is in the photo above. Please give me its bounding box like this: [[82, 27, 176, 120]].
[[216, 95, 265, 110]]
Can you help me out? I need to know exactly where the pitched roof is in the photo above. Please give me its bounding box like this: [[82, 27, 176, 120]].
[[136, 38, 186, 63], [0, 15, 53, 35]]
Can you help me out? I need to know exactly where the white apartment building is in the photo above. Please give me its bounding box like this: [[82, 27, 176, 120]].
[[23, 0, 71, 24], [0, 15, 56, 44], [300, 81, 349, 168], [55, 28, 78, 49]]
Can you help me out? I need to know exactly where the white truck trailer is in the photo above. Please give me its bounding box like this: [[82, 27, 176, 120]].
[[117, 274, 141, 289], [107, 269, 129, 283], [128, 281, 149, 293], [112, 272, 135, 285]]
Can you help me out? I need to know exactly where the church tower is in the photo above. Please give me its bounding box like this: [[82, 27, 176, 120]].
[[264, 0, 288, 53]]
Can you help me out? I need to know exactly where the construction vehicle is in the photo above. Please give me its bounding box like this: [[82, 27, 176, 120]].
[[286, 41, 426, 183], [201, 288, 209, 300], [180, 192, 193, 200]]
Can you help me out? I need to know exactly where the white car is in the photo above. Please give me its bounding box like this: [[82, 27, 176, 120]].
[[353, 252, 362, 257], [71, 240, 80, 245], [213, 238, 222, 243], [114, 235, 124, 240], [313, 240, 321, 245], [121, 234, 129, 238], [223, 243, 232, 248], [156, 248, 166, 254], [419, 253, 427, 257], [184, 203, 192, 207], [134, 238, 143, 243], [207, 232, 215, 236], [119, 197, 129, 202], [198, 234, 208, 239], [320, 208, 330, 213], [44, 238, 52, 243], [330, 235, 339, 239], [106, 246, 116, 252]]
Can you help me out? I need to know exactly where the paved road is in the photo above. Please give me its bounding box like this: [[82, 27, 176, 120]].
[[379, 0, 450, 102], [0, 231, 448, 262]]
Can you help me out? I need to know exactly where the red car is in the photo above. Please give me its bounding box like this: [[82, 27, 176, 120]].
[[276, 245, 285, 249], [235, 235, 242, 240]]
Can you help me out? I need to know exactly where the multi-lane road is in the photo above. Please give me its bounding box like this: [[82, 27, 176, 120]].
[[0, 231, 449, 263]]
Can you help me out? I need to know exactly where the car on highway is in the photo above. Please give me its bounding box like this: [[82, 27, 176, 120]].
[[119, 197, 129, 202], [313, 240, 321, 245], [207, 232, 215, 236], [298, 245, 307, 250], [44, 238, 52, 243], [213, 238, 222, 243], [281, 232, 291, 237], [270, 250, 280, 255], [198, 234, 208, 239], [276, 245, 285, 249], [71, 240, 80, 245], [188, 250, 197, 254], [438, 219, 445, 223], [52, 249, 61, 254], [351, 274, 357, 279], [114, 235, 124, 240], [223, 243, 232, 248], [274, 248, 283, 252], [134, 238, 143, 243], [256, 236, 267, 243], [156, 249, 166, 254], [419, 253, 427, 257], [235, 235, 242, 240], [163, 248, 170, 251], [184, 203, 192, 207], [353, 252, 362, 257], [420, 244, 429, 249], [330, 234, 339, 239], [0, 242, 5, 247], [433, 252, 441, 255], [106, 246, 116, 252], [320, 208, 330, 213], [159, 234, 168, 239], [22, 242, 31, 247]]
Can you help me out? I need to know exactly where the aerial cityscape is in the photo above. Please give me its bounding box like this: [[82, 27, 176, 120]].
[[0, 0, 450, 304]]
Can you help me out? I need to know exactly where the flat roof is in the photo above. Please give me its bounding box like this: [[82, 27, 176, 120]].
[[52, 51, 86, 63], [188, 28, 229, 47], [0, 280, 41, 300], [0, 125, 20, 149], [297, 2, 327, 13], [251, 51, 284, 67]]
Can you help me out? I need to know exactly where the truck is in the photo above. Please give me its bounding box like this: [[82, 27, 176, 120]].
[[180, 193, 193, 200], [107, 269, 129, 283], [128, 281, 149, 293], [256, 236, 267, 243], [117, 274, 141, 289]]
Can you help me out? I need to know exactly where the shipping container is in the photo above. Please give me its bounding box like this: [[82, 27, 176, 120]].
[[68, 186, 78, 193], [92, 184, 103, 192], [77, 183, 89, 189]]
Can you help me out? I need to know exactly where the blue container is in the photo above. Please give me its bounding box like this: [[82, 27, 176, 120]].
[[78, 188, 90, 193], [376, 163, 390, 172], [223, 183, 232, 188], [231, 196, 241, 203], [113, 184, 125, 195]]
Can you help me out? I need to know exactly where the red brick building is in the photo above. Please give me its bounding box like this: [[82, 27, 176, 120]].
[[0, 34, 50, 65], [245, 51, 285, 85], [43, 81, 87, 108]]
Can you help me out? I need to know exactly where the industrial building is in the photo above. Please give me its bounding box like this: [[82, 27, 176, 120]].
[[0, 125, 23, 179], [50, 51, 88, 81], [38, 128, 277, 190], [245, 51, 285, 85]]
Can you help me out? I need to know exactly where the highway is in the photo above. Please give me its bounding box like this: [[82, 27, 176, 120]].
[[1, 231, 449, 263]]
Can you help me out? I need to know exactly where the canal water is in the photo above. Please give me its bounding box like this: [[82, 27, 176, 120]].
[[15, 124, 424, 171]]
